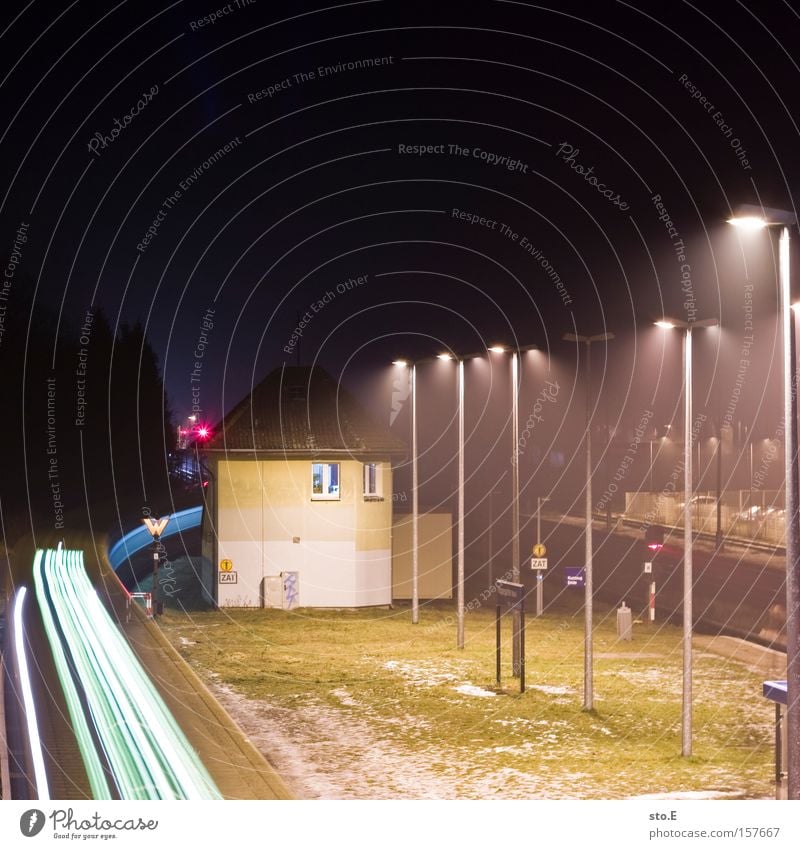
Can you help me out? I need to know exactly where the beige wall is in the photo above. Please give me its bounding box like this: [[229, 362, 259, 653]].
[[392, 512, 453, 600], [216, 458, 392, 607]]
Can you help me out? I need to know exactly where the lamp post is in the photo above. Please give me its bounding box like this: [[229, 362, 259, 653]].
[[656, 317, 718, 756], [393, 360, 419, 624], [563, 331, 614, 711], [729, 205, 800, 798], [438, 353, 466, 648], [489, 345, 522, 674]]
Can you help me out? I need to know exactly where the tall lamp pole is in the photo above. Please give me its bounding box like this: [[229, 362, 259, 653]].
[[729, 205, 800, 797], [657, 317, 718, 756], [438, 353, 466, 648], [393, 360, 420, 624], [563, 331, 615, 711]]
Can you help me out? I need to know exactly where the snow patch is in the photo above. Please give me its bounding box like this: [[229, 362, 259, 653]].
[[455, 684, 496, 698]]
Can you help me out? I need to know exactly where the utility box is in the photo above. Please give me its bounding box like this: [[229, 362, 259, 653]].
[[282, 571, 300, 609], [262, 576, 282, 608], [616, 602, 632, 641]]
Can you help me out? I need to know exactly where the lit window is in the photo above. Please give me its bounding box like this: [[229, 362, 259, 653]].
[[312, 462, 340, 500], [363, 462, 383, 498]]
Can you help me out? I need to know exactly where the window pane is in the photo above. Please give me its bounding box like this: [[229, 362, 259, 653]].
[[328, 463, 339, 495], [312, 464, 323, 495], [368, 463, 377, 494]]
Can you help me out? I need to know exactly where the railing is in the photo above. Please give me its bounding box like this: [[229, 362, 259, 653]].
[[624, 490, 786, 546]]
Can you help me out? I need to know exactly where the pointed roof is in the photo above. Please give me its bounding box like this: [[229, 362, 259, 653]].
[[205, 365, 406, 457]]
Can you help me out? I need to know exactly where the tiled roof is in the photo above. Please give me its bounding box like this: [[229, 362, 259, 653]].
[[205, 365, 406, 456]]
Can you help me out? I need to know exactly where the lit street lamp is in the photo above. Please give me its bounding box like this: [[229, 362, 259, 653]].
[[393, 360, 420, 624], [563, 330, 615, 711], [438, 352, 466, 648], [729, 204, 799, 797], [656, 316, 718, 756]]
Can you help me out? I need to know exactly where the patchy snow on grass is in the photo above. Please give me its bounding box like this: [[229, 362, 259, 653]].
[[629, 790, 747, 800], [455, 684, 496, 698], [383, 659, 466, 687], [529, 684, 573, 695]]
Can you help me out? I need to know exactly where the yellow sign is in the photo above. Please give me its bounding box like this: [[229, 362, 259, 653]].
[[532, 543, 546, 558], [220, 559, 233, 572]]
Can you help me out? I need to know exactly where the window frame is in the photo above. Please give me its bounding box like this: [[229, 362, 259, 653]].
[[311, 461, 341, 500], [363, 461, 384, 499]]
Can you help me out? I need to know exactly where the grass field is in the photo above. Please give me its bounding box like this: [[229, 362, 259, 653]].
[[160, 599, 775, 799]]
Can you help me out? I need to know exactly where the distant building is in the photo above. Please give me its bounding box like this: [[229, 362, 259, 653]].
[[201, 366, 406, 607]]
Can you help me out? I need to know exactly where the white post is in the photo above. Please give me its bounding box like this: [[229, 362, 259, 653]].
[[511, 352, 521, 674], [457, 359, 465, 649], [682, 326, 693, 757], [411, 363, 419, 625]]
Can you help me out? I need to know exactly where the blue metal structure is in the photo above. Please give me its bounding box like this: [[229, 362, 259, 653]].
[[108, 506, 204, 570]]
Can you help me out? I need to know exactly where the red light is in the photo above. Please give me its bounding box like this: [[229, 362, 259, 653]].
[[647, 542, 663, 551], [196, 426, 210, 440]]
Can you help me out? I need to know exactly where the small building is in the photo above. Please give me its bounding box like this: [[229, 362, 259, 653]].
[[201, 366, 406, 608]]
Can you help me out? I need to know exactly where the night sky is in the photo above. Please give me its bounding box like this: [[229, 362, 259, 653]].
[[2, 0, 800, 520]]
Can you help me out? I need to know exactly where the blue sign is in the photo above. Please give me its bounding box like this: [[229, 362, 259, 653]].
[[565, 567, 585, 588]]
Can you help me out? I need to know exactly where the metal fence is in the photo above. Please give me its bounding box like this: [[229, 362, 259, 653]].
[[623, 489, 786, 546]]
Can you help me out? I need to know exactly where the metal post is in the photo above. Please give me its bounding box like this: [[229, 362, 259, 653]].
[[536, 496, 549, 616], [511, 352, 521, 675], [496, 602, 501, 686], [411, 363, 419, 625], [715, 430, 723, 549], [457, 359, 465, 649], [519, 595, 525, 694], [584, 340, 594, 711], [152, 535, 160, 616], [780, 226, 800, 799], [682, 326, 693, 756]]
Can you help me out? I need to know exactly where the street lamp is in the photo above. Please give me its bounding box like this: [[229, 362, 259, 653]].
[[489, 343, 539, 674], [563, 330, 615, 711], [393, 360, 420, 624], [438, 352, 466, 648], [656, 316, 718, 756], [729, 204, 800, 798]]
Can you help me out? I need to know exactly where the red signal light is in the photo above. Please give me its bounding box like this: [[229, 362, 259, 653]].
[[647, 542, 663, 552], [196, 426, 210, 440]]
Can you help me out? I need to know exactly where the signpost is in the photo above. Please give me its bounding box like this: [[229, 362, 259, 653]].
[[495, 579, 526, 693], [142, 514, 170, 615]]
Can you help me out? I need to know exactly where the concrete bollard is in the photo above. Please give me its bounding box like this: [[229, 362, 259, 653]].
[[616, 602, 632, 641]]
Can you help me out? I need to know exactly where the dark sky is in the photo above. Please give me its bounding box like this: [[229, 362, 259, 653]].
[[2, 0, 799, 502]]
